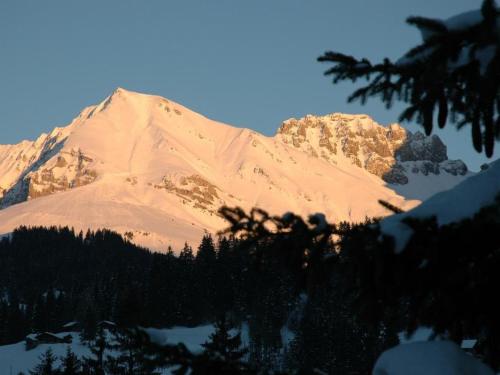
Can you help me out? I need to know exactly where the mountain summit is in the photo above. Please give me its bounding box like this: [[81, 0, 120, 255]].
[[0, 89, 471, 251]]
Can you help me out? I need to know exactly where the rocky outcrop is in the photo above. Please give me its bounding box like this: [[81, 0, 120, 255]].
[[277, 113, 468, 185], [440, 160, 468, 176], [156, 174, 224, 213], [395, 132, 447, 163], [0, 148, 97, 207], [27, 150, 97, 199]]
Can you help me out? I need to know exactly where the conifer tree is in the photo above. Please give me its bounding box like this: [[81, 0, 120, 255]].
[[202, 315, 247, 363], [60, 347, 81, 375], [32, 294, 48, 333], [30, 348, 59, 375], [214, 237, 235, 315], [7, 292, 29, 343], [176, 243, 197, 325], [196, 234, 217, 264], [195, 234, 217, 321], [106, 328, 158, 375], [45, 289, 58, 332], [318, 0, 500, 157], [114, 284, 143, 328], [179, 242, 194, 263], [82, 327, 108, 375], [80, 305, 98, 343]]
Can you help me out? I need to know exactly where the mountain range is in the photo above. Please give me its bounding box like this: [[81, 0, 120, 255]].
[[0, 88, 471, 251]]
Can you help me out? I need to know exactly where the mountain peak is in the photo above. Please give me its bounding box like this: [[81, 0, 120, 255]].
[[108, 87, 152, 100], [105, 86, 152, 104], [0, 90, 473, 251], [96, 87, 186, 117], [110, 86, 141, 97], [88, 87, 168, 122]]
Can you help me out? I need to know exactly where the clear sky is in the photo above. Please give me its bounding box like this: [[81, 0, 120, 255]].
[[0, 0, 495, 170]]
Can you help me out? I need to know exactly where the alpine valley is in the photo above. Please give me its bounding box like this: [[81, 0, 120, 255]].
[[0, 88, 471, 251]]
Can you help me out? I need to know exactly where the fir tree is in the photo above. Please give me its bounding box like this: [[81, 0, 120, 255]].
[[45, 289, 58, 332], [214, 237, 235, 315], [82, 327, 108, 375], [60, 347, 81, 375], [30, 348, 59, 375], [195, 234, 218, 321], [6, 292, 29, 344], [80, 305, 98, 343], [318, 0, 500, 157], [202, 315, 247, 363], [106, 328, 158, 375], [32, 294, 48, 333], [114, 284, 143, 328], [179, 242, 194, 263], [176, 243, 197, 325]]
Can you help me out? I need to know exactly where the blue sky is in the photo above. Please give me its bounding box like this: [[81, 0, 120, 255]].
[[0, 0, 493, 170]]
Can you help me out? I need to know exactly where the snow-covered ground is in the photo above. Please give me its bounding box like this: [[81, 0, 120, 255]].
[[0, 332, 90, 374], [0, 325, 220, 374], [381, 159, 500, 252], [373, 341, 494, 375], [143, 325, 216, 353], [2, 322, 493, 374]]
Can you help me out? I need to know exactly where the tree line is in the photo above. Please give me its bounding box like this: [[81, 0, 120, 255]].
[[0, 219, 398, 374]]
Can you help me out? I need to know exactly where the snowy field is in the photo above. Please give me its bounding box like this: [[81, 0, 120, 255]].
[[0, 332, 90, 374], [0, 325, 219, 374]]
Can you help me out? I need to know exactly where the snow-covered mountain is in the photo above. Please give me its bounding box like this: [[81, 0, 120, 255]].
[[0, 88, 471, 251]]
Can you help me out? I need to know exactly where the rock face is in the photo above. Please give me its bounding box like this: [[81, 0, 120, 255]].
[[277, 113, 468, 185], [26, 150, 97, 199], [155, 174, 223, 214], [0, 128, 97, 208], [395, 132, 447, 163]]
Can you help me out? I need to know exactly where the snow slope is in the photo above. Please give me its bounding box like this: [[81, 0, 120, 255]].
[[0, 88, 471, 252], [381, 159, 500, 252], [373, 341, 494, 375]]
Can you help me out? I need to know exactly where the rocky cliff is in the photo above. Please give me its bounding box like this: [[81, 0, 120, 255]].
[[277, 113, 468, 185]]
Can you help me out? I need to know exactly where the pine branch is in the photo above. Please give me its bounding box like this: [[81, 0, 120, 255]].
[[406, 16, 448, 35], [318, 0, 500, 157]]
